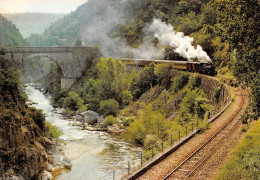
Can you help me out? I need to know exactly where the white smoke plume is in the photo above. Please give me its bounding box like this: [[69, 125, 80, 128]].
[[79, 1, 210, 62], [139, 18, 211, 62]]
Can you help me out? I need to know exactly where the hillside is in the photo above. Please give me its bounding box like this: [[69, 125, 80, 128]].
[[0, 49, 53, 179], [33, 0, 259, 119], [4, 13, 64, 38], [0, 15, 28, 46]]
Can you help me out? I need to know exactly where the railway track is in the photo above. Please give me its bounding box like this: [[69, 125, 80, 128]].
[[163, 89, 245, 180]]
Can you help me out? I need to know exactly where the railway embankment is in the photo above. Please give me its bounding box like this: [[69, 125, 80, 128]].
[[122, 75, 233, 180]]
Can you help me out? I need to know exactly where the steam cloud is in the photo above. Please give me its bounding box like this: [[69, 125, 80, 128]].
[[79, 1, 211, 62], [143, 18, 211, 62]]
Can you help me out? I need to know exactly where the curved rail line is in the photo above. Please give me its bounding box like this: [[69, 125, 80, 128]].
[[163, 89, 245, 180]]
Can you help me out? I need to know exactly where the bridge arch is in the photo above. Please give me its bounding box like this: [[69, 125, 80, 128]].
[[4, 46, 98, 89], [25, 53, 65, 77]]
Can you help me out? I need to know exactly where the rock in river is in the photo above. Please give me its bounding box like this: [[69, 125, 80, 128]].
[[81, 110, 102, 125]]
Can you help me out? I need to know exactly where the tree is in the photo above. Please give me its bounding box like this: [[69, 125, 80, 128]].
[[63, 91, 86, 112], [214, 0, 260, 116], [98, 99, 119, 116]]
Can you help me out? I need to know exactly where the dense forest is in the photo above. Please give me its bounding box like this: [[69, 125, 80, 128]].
[[31, 0, 259, 119]]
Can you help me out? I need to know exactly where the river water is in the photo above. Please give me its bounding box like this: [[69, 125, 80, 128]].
[[25, 85, 140, 180]]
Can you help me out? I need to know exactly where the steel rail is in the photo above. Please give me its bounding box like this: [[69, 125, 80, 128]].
[[163, 89, 244, 180]]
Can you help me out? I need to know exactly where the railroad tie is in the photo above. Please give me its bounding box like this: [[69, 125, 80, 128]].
[[179, 169, 192, 172]]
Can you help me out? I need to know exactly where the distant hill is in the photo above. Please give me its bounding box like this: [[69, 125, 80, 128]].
[[4, 13, 64, 38], [0, 15, 28, 46]]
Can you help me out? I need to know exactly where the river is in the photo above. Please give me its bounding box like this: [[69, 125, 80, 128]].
[[25, 84, 140, 180]]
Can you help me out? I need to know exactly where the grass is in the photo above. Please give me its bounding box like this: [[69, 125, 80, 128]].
[[214, 118, 260, 180]]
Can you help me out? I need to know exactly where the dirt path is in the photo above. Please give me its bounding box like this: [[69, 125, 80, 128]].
[[137, 87, 250, 180]]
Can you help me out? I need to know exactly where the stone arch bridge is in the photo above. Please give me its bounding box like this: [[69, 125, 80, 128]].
[[4, 47, 98, 89]]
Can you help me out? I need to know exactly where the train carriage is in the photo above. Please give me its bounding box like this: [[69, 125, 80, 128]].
[[119, 58, 216, 76]]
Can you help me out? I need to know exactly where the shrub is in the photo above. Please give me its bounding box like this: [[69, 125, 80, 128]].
[[154, 63, 174, 89], [103, 115, 118, 126], [122, 90, 133, 105], [123, 117, 135, 127], [46, 122, 62, 139], [172, 72, 190, 92], [144, 134, 160, 148], [52, 89, 69, 107], [99, 99, 119, 116], [63, 91, 86, 112], [214, 84, 223, 102], [188, 74, 201, 89], [241, 126, 247, 132]]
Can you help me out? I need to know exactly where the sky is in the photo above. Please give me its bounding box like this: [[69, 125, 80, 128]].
[[0, 0, 88, 14]]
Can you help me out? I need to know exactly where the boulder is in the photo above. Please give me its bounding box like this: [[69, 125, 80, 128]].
[[81, 110, 100, 117], [73, 115, 83, 122], [84, 116, 97, 125], [62, 156, 72, 169], [81, 110, 102, 125], [55, 108, 65, 114], [40, 170, 53, 180]]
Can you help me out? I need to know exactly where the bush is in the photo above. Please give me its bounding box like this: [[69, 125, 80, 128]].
[[46, 122, 63, 139], [144, 134, 160, 148], [241, 126, 247, 132], [154, 64, 174, 89], [188, 74, 201, 89], [98, 99, 119, 116], [122, 90, 133, 105], [172, 72, 190, 92], [63, 91, 86, 112], [123, 117, 135, 127], [103, 115, 118, 126], [214, 84, 223, 102], [52, 89, 69, 107]]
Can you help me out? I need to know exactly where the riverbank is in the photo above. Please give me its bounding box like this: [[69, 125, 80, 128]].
[[25, 84, 140, 180]]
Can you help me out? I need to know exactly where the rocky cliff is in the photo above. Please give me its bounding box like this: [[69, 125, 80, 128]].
[[0, 51, 53, 179]]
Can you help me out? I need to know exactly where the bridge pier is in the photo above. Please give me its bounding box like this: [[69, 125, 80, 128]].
[[61, 78, 77, 89]]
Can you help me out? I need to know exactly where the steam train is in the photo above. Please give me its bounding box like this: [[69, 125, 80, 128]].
[[119, 58, 216, 76]]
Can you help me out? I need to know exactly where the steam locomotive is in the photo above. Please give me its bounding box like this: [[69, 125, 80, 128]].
[[119, 58, 216, 76]]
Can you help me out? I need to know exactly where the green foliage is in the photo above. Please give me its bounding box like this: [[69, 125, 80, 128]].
[[122, 90, 133, 106], [154, 63, 175, 89], [131, 62, 156, 99], [43, 62, 62, 95], [213, 0, 260, 116], [176, 12, 200, 35], [46, 122, 63, 139], [51, 89, 69, 107], [215, 118, 260, 180], [144, 134, 160, 148], [123, 117, 135, 127], [155, 89, 170, 112], [176, 88, 210, 125], [103, 115, 118, 126], [0, 53, 23, 89], [95, 57, 129, 102], [188, 74, 201, 89], [98, 99, 119, 116], [62, 91, 86, 112], [214, 84, 223, 102], [172, 72, 190, 92], [128, 105, 168, 144]]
